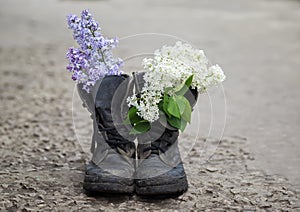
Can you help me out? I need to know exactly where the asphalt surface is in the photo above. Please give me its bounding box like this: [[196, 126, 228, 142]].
[[0, 0, 300, 210]]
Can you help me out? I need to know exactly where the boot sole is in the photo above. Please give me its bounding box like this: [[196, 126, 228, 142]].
[[83, 174, 135, 194], [83, 181, 135, 194], [135, 178, 188, 197]]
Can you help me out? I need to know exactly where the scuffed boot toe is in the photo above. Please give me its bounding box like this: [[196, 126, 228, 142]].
[[83, 162, 135, 194], [135, 162, 188, 197]]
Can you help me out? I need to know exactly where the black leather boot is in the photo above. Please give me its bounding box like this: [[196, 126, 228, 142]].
[[133, 72, 198, 197], [79, 75, 136, 194]]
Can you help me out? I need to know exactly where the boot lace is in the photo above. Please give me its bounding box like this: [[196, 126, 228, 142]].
[[142, 129, 177, 155], [99, 127, 135, 157]]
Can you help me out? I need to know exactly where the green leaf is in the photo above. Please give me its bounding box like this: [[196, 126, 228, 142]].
[[175, 75, 194, 96], [185, 74, 194, 88], [173, 95, 192, 123], [163, 93, 171, 117], [167, 116, 181, 129], [175, 95, 187, 115], [167, 116, 188, 132], [179, 120, 187, 132], [128, 106, 137, 119], [167, 96, 181, 119], [164, 87, 173, 93], [181, 97, 192, 123], [158, 100, 163, 110], [174, 81, 186, 94], [129, 120, 150, 134], [135, 121, 150, 132], [128, 106, 143, 124]]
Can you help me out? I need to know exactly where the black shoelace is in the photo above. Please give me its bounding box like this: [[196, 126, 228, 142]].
[[142, 129, 177, 155]]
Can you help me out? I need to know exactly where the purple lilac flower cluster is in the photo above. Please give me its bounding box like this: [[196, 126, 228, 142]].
[[66, 9, 123, 92]]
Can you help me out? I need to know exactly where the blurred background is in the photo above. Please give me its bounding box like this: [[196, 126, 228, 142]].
[[0, 0, 299, 191]]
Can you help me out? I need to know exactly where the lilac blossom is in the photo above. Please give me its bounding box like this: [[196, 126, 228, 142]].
[[66, 9, 123, 92]]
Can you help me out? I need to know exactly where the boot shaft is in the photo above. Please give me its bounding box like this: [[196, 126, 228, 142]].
[[77, 75, 136, 167], [95, 75, 132, 128]]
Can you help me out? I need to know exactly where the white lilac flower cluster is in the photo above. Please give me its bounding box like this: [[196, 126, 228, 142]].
[[128, 41, 226, 122]]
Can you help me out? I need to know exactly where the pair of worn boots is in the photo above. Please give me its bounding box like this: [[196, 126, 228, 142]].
[[77, 73, 198, 197]]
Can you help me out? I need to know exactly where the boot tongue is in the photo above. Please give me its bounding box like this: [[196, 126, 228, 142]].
[[138, 128, 179, 160]]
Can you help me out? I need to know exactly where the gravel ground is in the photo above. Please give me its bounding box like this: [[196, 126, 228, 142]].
[[1, 44, 300, 211]]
